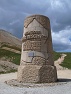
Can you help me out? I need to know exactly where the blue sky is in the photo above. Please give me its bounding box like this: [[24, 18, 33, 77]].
[[0, 0, 71, 52]]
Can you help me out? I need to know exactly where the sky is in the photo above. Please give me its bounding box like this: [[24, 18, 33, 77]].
[[0, 0, 71, 52]]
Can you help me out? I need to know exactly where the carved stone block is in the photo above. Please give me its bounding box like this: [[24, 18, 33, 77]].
[[17, 15, 57, 83], [17, 65, 57, 83]]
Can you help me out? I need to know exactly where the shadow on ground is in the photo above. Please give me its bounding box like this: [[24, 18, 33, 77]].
[[58, 78, 71, 82]]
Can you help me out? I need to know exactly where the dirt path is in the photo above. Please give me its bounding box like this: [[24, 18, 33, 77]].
[[54, 54, 67, 70], [57, 69, 71, 79], [0, 72, 17, 82], [0, 69, 71, 83]]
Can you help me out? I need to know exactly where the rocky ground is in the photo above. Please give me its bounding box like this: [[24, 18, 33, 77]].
[[0, 81, 71, 94], [0, 60, 18, 73]]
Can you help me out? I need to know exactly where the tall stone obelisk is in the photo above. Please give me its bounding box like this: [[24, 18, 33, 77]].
[[17, 15, 57, 83]]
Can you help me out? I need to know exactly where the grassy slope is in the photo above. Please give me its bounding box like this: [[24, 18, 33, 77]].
[[53, 51, 71, 69], [0, 49, 71, 70], [0, 49, 21, 65], [53, 51, 61, 61], [60, 53, 71, 69], [0, 48, 21, 74]]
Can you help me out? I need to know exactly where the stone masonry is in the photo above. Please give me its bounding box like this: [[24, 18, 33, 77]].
[[17, 15, 57, 83]]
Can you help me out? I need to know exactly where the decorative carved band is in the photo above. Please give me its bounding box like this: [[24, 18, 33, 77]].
[[32, 57, 46, 65], [22, 33, 47, 42], [25, 31, 41, 35]]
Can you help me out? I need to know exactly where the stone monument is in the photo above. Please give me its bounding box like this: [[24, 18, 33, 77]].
[[17, 15, 57, 83]]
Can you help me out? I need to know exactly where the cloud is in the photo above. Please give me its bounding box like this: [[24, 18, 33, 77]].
[[52, 26, 71, 51], [9, 20, 20, 25], [0, 0, 71, 52]]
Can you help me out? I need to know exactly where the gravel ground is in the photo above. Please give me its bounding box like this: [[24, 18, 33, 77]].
[[0, 82, 71, 94], [0, 68, 71, 94], [0, 72, 17, 82], [0, 70, 71, 94]]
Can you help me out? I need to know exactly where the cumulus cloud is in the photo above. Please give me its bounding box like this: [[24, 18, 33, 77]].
[[52, 26, 71, 51], [0, 0, 71, 52]]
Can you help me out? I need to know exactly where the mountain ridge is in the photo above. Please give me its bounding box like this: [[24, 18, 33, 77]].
[[0, 29, 22, 53]]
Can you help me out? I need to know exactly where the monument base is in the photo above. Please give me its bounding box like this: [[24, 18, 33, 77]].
[[17, 65, 57, 83]]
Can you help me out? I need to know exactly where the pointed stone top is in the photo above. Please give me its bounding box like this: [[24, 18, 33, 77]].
[[24, 14, 50, 30]]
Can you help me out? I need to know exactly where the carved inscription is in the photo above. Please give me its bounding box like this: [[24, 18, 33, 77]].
[[25, 31, 41, 35], [23, 40, 41, 51], [26, 34, 41, 39]]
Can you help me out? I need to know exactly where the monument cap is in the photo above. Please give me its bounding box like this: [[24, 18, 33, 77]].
[[24, 14, 50, 30]]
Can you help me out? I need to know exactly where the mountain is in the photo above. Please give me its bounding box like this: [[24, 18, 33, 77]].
[[0, 29, 22, 53], [0, 29, 21, 73]]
